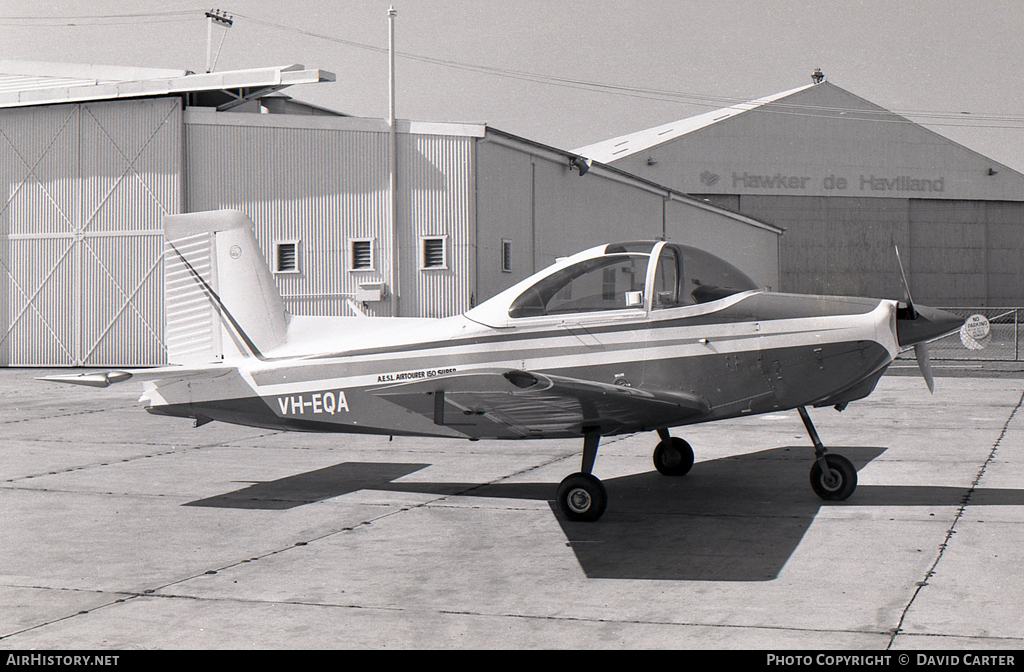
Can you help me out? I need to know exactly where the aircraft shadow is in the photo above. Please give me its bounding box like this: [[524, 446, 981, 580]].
[[184, 447, 1024, 582]]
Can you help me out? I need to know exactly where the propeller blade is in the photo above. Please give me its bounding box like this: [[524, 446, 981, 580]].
[[914, 342, 935, 394], [895, 245, 917, 319]]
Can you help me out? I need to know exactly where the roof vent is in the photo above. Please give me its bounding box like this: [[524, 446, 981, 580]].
[[812, 68, 825, 84]]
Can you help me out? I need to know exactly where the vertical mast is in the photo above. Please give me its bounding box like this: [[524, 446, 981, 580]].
[[388, 6, 400, 316]]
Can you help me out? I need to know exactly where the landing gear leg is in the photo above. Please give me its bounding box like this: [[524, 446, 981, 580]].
[[556, 429, 608, 522], [653, 428, 694, 476], [798, 406, 857, 501]]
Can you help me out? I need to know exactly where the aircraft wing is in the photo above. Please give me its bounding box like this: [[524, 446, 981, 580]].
[[371, 369, 711, 439]]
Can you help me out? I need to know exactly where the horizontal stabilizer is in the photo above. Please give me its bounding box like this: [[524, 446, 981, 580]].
[[38, 371, 134, 388], [39, 366, 227, 389]]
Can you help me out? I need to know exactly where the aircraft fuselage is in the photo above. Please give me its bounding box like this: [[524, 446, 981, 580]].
[[144, 289, 899, 439]]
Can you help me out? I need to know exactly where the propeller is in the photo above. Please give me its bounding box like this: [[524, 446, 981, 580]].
[[893, 245, 962, 393]]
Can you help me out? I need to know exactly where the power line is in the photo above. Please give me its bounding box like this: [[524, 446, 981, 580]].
[[0, 17, 202, 27], [229, 11, 1024, 131], [4, 8, 1024, 131], [0, 8, 203, 28], [0, 10, 200, 20]]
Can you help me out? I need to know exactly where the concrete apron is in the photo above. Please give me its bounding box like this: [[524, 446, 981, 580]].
[[1, 368, 1022, 649]]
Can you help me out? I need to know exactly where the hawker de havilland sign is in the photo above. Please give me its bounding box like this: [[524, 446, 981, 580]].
[[44, 210, 963, 522], [711, 171, 946, 193]]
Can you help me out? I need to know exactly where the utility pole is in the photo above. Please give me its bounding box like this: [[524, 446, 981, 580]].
[[388, 6, 400, 316], [205, 9, 234, 73]]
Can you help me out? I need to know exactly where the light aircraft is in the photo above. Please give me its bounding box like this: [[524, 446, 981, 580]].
[[44, 209, 964, 522]]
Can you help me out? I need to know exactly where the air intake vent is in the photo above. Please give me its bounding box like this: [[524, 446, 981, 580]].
[[501, 239, 512, 273], [351, 239, 373, 270], [274, 241, 299, 273], [422, 236, 446, 269]]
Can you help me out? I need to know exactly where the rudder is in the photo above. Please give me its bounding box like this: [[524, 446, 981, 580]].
[[163, 210, 289, 364]]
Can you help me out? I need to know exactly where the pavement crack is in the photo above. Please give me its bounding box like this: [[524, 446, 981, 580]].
[[887, 385, 1024, 649], [0, 586, 140, 641]]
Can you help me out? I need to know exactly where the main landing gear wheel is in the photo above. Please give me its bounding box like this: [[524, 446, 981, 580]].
[[809, 454, 858, 501], [556, 473, 608, 522], [653, 436, 694, 476]]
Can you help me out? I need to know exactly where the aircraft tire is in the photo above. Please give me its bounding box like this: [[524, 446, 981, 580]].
[[556, 473, 608, 522], [809, 454, 857, 501], [653, 437, 694, 476]]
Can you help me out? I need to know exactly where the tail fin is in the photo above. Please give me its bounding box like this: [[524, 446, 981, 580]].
[[164, 210, 289, 364]]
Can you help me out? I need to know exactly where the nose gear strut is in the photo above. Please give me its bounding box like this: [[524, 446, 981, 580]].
[[798, 406, 858, 501]]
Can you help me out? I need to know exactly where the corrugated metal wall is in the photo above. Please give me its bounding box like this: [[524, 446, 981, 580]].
[[474, 140, 536, 304], [187, 116, 389, 317], [909, 199, 1024, 307], [0, 98, 180, 366], [985, 202, 1024, 306], [0, 104, 79, 366], [186, 112, 476, 319], [398, 132, 475, 318], [736, 195, 909, 299], [706, 194, 1024, 306]]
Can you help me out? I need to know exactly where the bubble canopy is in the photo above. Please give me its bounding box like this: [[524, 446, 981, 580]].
[[465, 241, 759, 327]]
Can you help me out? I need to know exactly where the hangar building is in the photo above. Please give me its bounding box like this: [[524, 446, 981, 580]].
[[576, 77, 1024, 309], [0, 61, 780, 367]]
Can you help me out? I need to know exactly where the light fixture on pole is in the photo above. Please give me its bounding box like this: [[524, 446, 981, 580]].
[[205, 9, 234, 73]]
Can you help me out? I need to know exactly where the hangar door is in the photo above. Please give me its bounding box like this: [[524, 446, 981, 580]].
[[0, 98, 181, 366]]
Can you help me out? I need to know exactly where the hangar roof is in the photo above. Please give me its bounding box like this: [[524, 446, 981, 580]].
[[573, 84, 814, 163], [0, 60, 334, 110], [573, 80, 1024, 201]]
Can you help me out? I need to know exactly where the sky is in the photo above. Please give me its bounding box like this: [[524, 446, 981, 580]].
[[3, 1, 1024, 170]]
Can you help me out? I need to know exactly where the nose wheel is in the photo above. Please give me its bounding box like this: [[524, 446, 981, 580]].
[[798, 406, 857, 501], [809, 453, 857, 500]]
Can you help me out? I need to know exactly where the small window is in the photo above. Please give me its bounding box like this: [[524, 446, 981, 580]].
[[421, 236, 447, 269], [274, 240, 300, 274], [500, 240, 512, 273], [350, 239, 374, 271]]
